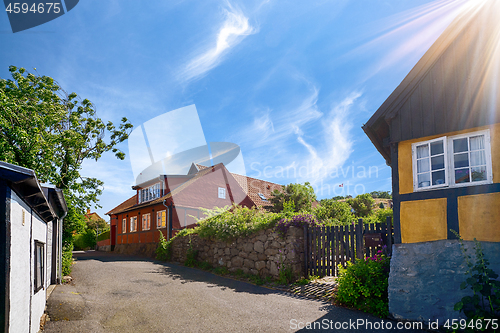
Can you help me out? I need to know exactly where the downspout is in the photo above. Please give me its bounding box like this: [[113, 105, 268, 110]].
[[58, 210, 67, 283], [162, 199, 172, 240]]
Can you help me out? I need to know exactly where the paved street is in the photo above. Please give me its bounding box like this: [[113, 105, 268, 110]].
[[44, 251, 427, 333]]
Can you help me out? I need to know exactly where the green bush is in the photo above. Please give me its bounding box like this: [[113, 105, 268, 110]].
[[97, 230, 110, 242], [155, 231, 172, 261], [196, 205, 279, 241], [62, 242, 73, 276], [335, 252, 390, 317], [73, 228, 96, 250], [453, 233, 500, 327]]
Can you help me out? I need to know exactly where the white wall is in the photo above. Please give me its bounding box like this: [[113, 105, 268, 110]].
[[9, 190, 48, 333]]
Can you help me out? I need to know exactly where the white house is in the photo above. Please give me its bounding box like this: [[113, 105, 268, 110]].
[[0, 162, 67, 333]]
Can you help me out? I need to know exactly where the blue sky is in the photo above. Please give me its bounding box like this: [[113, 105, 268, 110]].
[[0, 0, 471, 220]]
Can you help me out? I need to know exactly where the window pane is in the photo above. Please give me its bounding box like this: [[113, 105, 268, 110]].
[[432, 170, 446, 185], [417, 158, 430, 173], [431, 155, 444, 170], [455, 168, 470, 183], [469, 135, 485, 151], [430, 141, 444, 155], [417, 173, 430, 188], [454, 153, 469, 168], [453, 138, 468, 153], [416, 144, 429, 158], [470, 151, 486, 166], [471, 166, 487, 182]]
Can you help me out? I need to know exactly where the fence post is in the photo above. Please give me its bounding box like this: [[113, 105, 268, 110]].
[[356, 218, 364, 260], [303, 225, 308, 277], [386, 215, 392, 256]]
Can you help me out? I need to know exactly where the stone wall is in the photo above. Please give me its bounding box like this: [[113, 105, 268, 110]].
[[389, 240, 500, 323], [171, 227, 305, 278], [114, 243, 157, 257]]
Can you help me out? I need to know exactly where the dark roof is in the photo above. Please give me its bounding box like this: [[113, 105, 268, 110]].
[[363, 1, 500, 164], [0, 162, 67, 222]]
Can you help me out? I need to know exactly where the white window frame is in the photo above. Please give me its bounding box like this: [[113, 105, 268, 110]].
[[142, 213, 151, 231], [448, 130, 493, 187], [411, 130, 492, 192], [138, 183, 162, 204], [122, 218, 127, 234], [157, 210, 167, 229], [130, 216, 137, 232], [412, 136, 448, 192], [218, 187, 226, 199]]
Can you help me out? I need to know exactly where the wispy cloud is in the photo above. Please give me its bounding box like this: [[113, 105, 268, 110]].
[[294, 91, 360, 185], [177, 2, 257, 84]]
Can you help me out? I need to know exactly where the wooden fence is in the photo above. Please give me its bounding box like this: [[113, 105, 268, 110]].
[[304, 216, 392, 277]]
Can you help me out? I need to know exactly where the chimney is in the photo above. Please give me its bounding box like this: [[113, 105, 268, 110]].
[[86, 208, 91, 215]]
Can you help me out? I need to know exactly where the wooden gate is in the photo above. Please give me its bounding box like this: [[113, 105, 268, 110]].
[[304, 217, 392, 277]]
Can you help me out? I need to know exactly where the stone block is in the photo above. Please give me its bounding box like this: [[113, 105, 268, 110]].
[[270, 261, 278, 276], [230, 248, 239, 256], [239, 252, 248, 259], [231, 256, 243, 268], [257, 253, 267, 261], [265, 248, 278, 256], [250, 269, 259, 275], [255, 261, 266, 271], [243, 259, 255, 269], [254, 241, 264, 253], [243, 243, 254, 253], [248, 252, 259, 261], [225, 248, 231, 255]]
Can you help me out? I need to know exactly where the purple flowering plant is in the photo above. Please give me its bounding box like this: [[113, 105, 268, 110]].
[[275, 213, 321, 237]]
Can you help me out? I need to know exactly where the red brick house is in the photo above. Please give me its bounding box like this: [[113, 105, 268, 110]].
[[106, 163, 282, 254]]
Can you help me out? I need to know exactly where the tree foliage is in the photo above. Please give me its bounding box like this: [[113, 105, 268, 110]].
[[347, 193, 375, 217], [268, 182, 316, 213], [369, 191, 392, 199], [0, 66, 133, 212], [0, 66, 133, 246], [314, 199, 356, 225]]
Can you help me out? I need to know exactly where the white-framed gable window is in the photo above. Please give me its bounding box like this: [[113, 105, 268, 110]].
[[412, 130, 492, 191], [218, 187, 226, 199], [138, 183, 162, 204]]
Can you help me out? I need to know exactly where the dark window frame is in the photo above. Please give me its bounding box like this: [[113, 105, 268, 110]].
[[34, 240, 45, 293]]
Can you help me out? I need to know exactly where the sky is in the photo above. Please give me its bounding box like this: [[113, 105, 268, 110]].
[[0, 0, 473, 220]]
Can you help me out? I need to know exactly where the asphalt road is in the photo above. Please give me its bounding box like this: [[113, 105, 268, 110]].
[[44, 251, 427, 333]]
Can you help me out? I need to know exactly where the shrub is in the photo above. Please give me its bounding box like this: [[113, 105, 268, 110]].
[[62, 242, 73, 276], [335, 251, 390, 317], [73, 228, 96, 250], [196, 205, 278, 241], [155, 231, 172, 261], [375, 208, 393, 224], [453, 234, 500, 327]]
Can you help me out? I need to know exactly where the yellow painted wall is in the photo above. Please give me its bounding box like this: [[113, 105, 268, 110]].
[[398, 124, 500, 195], [458, 192, 500, 242], [400, 198, 448, 243]]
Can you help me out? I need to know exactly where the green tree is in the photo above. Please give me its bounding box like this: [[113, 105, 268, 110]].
[[369, 191, 392, 199], [348, 193, 375, 217], [269, 182, 316, 213], [0, 66, 133, 243]]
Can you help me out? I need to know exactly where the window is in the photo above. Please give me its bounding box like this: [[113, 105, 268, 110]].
[[258, 193, 268, 202], [142, 213, 151, 231], [218, 187, 226, 199], [130, 216, 137, 232], [122, 218, 127, 233], [157, 210, 167, 229], [34, 241, 44, 293], [412, 137, 448, 190], [138, 183, 162, 204], [412, 130, 492, 191]]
